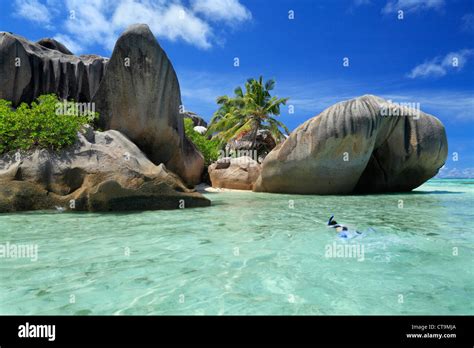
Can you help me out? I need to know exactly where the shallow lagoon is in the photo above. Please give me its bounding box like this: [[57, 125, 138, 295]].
[[1, 179, 473, 314]]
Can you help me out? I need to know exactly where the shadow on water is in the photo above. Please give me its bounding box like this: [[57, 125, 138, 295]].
[[352, 190, 464, 197], [391, 190, 464, 195]]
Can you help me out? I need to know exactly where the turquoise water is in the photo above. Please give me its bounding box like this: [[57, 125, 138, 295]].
[[0, 179, 473, 315]]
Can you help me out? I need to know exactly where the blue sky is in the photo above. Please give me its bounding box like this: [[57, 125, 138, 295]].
[[1, 0, 473, 175]]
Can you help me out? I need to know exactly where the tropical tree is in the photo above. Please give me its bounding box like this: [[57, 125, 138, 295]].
[[207, 76, 290, 150]]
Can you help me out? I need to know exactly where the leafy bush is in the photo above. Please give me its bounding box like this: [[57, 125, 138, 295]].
[[0, 94, 98, 154], [184, 118, 220, 165]]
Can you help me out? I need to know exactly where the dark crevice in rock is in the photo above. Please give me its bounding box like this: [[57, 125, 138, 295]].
[[354, 148, 388, 193], [63, 167, 86, 194], [404, 117, 412, 157], [13, 166, 23, 181]]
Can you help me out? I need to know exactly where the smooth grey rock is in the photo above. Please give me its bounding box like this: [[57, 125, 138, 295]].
[[0, 32, 108, 106], [255, 95, 448, 194], [93, 24, 204, 185], [37, 38, 73, 55]]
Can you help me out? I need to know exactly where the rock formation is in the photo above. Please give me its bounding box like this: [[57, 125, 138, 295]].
[[36, 38, 74, 55], [0, 26, 205, 186], [93, 24, 204, 185], [184, 111, 208, 128], [228, 129, 277, 160], [0, 32, 108, 106], [209, 156, 261, 190], [255, 95, 448, 194], [0, 128, 210, 212]]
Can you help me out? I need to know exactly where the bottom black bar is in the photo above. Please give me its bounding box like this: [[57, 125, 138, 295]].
[[0, 315, 472, 346]]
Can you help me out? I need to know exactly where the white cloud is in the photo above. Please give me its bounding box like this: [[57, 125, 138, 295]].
[[192, 0, 252, 22], [13, 0, 52, 26], [382, 0, 445, 14], [64, 0, 117, 51], [111, 1, 213, 49], [12, 0, 251, 51], [407, 49, 474, 79]]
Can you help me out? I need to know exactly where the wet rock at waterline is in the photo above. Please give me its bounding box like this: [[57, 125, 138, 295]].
[[0, 130, 210, 212]]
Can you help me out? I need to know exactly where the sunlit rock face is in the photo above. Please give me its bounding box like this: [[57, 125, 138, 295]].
[[0, 129, 210, 212], [209, 156, 261, 191], [255, 95, 448, 194], [93, 24, 204, 185], [0, 26, 204, 186]]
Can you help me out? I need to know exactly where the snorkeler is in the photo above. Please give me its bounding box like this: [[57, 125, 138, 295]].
[[327, 215, 362, 239], [327, 215, 348, 231]]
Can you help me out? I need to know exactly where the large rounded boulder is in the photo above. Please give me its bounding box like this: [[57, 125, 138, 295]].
[[255, 95, 447, 194], [93, 24, 204, 185], [209, 156, 261, 190]]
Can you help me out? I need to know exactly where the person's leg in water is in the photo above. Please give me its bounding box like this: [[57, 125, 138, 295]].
[[327, 215, 338, 226]]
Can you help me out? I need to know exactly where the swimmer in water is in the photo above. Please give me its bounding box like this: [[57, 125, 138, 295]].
[[327, 215, 362, 239]]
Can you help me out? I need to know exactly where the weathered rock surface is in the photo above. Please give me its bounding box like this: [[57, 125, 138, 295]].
[[255, 95, 448, 194], [1, 27, 204, 186], [228, 129, 277, 160], [0, 129, 210, 212], [37, 38, 73, 55], [0, 32, 108, 106], [93, 24, 204, 185], [209, 156, 261, 190], [184, 111, 208, 128]]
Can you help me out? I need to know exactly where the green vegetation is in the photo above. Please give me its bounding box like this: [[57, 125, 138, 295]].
[[0, 94, 97, 154], [208, 76, 290, 148], [184, 118, 220, 165]]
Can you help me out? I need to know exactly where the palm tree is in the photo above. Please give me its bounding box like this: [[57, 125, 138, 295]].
[[208, 76, 290, 150]]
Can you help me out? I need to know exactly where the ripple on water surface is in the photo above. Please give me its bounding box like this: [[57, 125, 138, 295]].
[[0, 179, 473, 314]]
